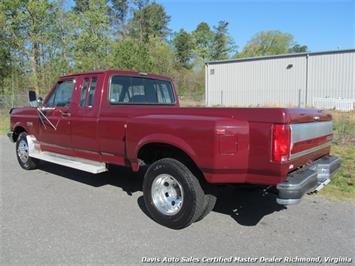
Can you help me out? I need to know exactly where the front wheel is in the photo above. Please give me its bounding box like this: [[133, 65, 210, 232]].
[[16, 132, 39, 170], [143, 158, 205, 229]]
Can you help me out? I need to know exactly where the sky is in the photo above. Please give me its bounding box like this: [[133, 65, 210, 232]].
[[65, 0, 354, 52], [159, 0, 355, 52]]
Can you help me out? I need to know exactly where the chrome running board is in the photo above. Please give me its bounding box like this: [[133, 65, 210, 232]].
[[27, 135, 107, 174]]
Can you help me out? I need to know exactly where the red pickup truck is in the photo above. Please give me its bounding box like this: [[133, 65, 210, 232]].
[[8, 70, 340, 229]]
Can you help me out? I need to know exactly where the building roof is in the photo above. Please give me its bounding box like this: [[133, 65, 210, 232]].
[[206, 48, 355, 65]]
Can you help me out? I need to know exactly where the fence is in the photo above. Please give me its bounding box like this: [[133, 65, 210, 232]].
[[179, 92, 205, 107], [205, 90, 355, 112], [0, 93, 29, 109], [313, 97, 355, 112]]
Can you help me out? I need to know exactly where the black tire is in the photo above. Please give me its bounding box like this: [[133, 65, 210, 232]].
[[16, 132, 39, 170], [143, 158, 205, 229], [195, 193, 217, 222]]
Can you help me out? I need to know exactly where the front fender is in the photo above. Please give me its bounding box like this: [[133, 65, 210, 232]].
[[13, 121, 29, 131], [9, 122, 29, 142]]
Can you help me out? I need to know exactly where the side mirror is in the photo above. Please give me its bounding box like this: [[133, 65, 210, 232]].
[[29, 90, 37, 102], [29, 90, 43, 107]]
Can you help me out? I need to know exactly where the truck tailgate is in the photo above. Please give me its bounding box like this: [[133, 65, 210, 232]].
[[289, 121, 333, 161]]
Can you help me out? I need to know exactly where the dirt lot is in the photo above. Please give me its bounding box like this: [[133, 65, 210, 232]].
[[1, 136, 354, 265]]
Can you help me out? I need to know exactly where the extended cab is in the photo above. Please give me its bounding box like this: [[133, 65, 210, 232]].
[[8, 70, 341, 229]]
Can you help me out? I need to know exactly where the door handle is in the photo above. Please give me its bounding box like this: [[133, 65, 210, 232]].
[[62, 112, 71, 117]]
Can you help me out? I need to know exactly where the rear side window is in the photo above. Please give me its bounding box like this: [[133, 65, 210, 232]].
[[109, 77, 124, 103], [47, 80, 74, 107], [109, 75, 175, 105], [88, 77, 97, 107], [80, 79, 89, 107], [155, 82, 173, 104]]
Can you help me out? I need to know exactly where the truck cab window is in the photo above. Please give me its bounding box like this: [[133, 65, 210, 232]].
[[154, 81, 174, 104], [110, 83, 123, 103], [88, 77, 97, 107], [46, 80, 74, 107], [109, 75, 175, 105], [80, 79, 89, 107], [129, 78, 147, 103]]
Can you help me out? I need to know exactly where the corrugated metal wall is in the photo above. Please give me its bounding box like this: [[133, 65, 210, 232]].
[[307, 52, 355, 101], [206, 50, 355, 108]]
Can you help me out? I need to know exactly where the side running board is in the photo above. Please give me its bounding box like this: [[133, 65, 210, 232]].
[[27, 135, 108, 174]]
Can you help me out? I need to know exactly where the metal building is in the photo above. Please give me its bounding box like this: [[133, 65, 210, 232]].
[[205, 49, 355, 110]]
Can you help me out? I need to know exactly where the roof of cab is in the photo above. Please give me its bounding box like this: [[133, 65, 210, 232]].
[[59, 69, 171, 81]]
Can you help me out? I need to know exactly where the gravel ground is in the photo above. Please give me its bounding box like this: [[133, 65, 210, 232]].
[[1, 136, 354, 265]]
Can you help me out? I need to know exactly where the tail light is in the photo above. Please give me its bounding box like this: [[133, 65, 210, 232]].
[[272, 124, 291, 163]]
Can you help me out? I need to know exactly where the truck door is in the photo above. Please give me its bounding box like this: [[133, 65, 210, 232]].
[[69, 74, 104, 160], [39, 78, 76, 152], [97, 74, 130, 166]]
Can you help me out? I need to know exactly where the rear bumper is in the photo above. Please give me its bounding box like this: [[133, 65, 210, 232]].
[[7, 130, 14, 142], [276, 155, 341, 205]]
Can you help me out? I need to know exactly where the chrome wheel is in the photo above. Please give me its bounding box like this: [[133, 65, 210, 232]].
[[17, 139, 29, 163], [151, 174, 184, 216]]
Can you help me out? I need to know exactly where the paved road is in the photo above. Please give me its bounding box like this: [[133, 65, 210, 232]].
[[1, 136, 354, 265]]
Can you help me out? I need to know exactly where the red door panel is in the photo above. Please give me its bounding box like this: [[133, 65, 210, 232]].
[[39, 79, 76, 152], [70, 74, 104, 160]]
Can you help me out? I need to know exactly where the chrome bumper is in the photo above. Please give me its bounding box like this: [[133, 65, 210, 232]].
[[7, 131, 14, 142], [276, 155, 341, 205]]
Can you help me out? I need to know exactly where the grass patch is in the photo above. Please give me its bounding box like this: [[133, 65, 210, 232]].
[[331, 111, 355, 145], [0, 110, 10, 135], [319, 111, 355, 201], [320, 143, 355, 202]]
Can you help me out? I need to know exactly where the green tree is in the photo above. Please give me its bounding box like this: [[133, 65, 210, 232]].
[[289, 44, 308, 53], [69, 0, 112, 70], [109, 39, 153, 71], [73, 0, 89, 13], [132, 0, 149, 9], [128, 2, 170, 42], [148, 38, 176, 76], [239, 30, 298, 57], [0, 3, 10, 90], [210, 21, 235, 60], [52, 0, 71, 68], [110, 0, 130, 39], [2, 0, 57, 94], [0, 0, 312, 109], [173, 29, 194, 69], [0, 47, 10, 88], [192, 22, 214, 61]]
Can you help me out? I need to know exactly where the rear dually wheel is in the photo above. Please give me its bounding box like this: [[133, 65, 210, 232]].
[[143, 158, 205, 229]]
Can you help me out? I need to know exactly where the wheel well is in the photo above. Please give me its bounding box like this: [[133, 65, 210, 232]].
[[138, 143, 205, 181], [13, 126, 27, 142]]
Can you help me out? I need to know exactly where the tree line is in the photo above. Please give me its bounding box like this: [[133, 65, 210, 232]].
[[0, 0, 307, 102]]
